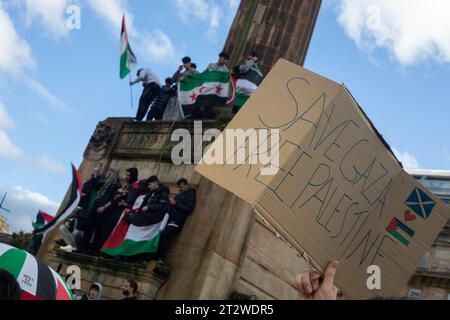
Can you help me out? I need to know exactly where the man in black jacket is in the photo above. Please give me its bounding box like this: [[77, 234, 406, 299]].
[[156, 178, 196, 265], [125, 176, 169, 227], [146, 78, 176, 121]]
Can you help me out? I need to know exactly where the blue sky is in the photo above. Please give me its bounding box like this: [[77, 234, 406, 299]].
[[0, 0, 449, 232]]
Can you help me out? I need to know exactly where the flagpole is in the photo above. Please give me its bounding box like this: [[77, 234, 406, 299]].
[[129, 73, 134, 110]]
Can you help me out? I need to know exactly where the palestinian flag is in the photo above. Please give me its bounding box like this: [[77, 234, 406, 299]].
[[178, 71, 234, 117], [120, 14, 137, 79], [102, 196, 169, 257], [32, 211, 54, 230], [0, 243, 74, 300], [35, 164, 82, 237], [234, 63, 264, 109]]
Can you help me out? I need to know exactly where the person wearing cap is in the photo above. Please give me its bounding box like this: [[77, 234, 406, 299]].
[[204, 51, 230, 73], [172, 56, 199, 83], [125, 176, 169, 227]]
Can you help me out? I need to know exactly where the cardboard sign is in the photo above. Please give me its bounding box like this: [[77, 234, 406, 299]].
[[195, 59, 450, 298]]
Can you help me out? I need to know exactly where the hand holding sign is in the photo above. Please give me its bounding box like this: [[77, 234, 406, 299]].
[[296, 261, 339, 300]]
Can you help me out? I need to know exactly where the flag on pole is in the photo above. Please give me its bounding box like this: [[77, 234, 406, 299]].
[[120, 14, 137, 79], [34, 164, 82, 237], [32, 211, 54, 230]]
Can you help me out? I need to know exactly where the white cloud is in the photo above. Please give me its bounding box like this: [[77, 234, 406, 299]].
[[138, 31, 178, 66], [37, 155, 65, 174], [0, 5, 67, 113], [0, 4, 35, 75], [206, 5, 222, 39], [23, 76, 67, 111], [23, 0, 70, 38], [337, 0, 450, 65], [393, 148, 421, 169], [172, 0, 226, 40], [0, 130, 23, 159], [87, 0, 135, 36], [0, 186, 59, 232], [0, 102, 15, 130]]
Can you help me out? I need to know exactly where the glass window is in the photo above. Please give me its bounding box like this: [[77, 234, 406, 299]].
[[419, 252, 430, 268], [418, 179, 450, 197], [408, 289, 422, 299]]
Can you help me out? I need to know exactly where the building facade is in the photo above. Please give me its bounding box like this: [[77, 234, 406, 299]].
[[407, 169, 450, 300], [0, 215, 12, 243]]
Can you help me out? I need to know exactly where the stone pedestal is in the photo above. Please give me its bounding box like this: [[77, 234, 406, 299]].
[[42, 118, 310, 300]]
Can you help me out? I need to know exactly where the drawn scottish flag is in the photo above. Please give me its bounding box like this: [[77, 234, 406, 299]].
[[405, 188, 436, 220]]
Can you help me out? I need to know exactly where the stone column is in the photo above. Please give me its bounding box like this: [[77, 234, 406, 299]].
[[224, 0, 322, 74]]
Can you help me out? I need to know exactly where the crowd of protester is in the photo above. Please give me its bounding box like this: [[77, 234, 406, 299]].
[[55, 167, 196, 268], [129, 50, 264, 122]]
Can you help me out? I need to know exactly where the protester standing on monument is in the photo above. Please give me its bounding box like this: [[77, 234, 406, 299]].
[[96, 168, 142, 252], [233, 51, 264, 113], [81, 168, 122, 254], [125, 176, 169, 227], [172, 56, 199, 83], [147, 78, 177, 121], [77, 168, 105, 233], [130, 68, 161, 122], [123, 176, 169, 262], [156, 179, 196, 266], [59, 208, 84, 253], [204, 52, 230, 73]]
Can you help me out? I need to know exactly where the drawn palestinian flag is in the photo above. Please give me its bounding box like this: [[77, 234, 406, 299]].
[[120, 14, 137, 79], [0, 243, 74, 300], [34, 164, 82, 237], [32, 211, 54, 230], [102, 196, 169, 257], [178, 71, 234, 117], [234, 63, 264, 109]]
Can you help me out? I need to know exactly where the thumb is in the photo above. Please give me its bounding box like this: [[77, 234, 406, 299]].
[[322, 261, 338, 288]]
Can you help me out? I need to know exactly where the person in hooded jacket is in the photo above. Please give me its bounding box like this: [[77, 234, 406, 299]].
[[156, 178, 196, 265], [79, 282, 103, 301], [97, 168, 142, 254], [80, 168, 122, 254], [77, 167, 104, 233]]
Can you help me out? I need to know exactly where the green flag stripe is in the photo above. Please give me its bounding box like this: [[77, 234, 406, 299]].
[[102, 235, 161, 257], [32, 223, 45, 230], [234, 92, 250, 108], [120, 49, 131, 79], [0, 248, 27, 279], [180, 72, 230, 91]]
